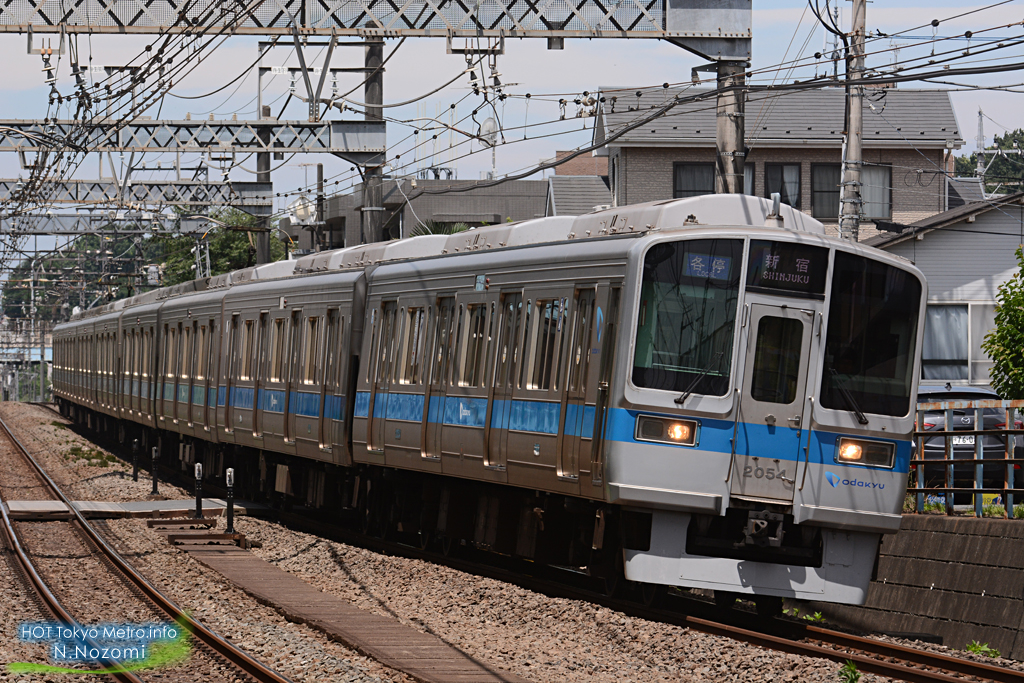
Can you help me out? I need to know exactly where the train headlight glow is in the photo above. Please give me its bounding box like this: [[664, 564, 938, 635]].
[[835, 437, 895, 468], [635, 415, 699, 447], [667, 423, 690, 442]]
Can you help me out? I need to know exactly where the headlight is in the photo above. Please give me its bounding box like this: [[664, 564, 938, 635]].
[[835, 437, 895, 468], [635, 415, 699, 447]]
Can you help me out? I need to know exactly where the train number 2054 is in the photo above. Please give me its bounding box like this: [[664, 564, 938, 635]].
[[742, 465, 786, 481]]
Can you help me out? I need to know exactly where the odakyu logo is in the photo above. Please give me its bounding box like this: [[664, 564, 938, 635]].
[[825, 471, 884, 490]]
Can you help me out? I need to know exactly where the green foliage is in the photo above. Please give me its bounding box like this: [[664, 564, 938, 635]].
[[803, 611, 825, 623], [838, 661, 861, 683], [955, 128, 1024, 195], [982, 246, 1024, 399], [923, 498, 946, 514], [158, 208, 284, 287], [966, 641, 1000, 658], [407, 220, 471, 237]]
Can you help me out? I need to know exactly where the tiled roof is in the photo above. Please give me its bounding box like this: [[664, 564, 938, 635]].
[[548, 175, 612, 216], [597, 87, 963, 149]]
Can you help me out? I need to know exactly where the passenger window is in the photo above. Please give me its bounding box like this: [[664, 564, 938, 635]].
[[457, 304, 489, 388], [304, 316, 320, 384], [750, 317, 803, 404], [181, 325, 192, 380], [196, 325, 207, 381], [269, 319, 285, 381], [517, 300, 532, 389], [401, 307, 425, 385], [527, 299, 565, 391], [165, 327, 177, 379], [240, 320, 254, 380]]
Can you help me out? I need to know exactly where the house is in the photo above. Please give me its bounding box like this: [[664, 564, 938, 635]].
[[545, 175, 612, 216], [867, 192, 1024, 386], [319, 178, 548, 248], [593, 86, 965, 240]]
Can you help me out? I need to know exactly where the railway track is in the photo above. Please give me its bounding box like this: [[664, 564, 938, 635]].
[[0, 410, 294, 683], [30, 402, 1024, 682]]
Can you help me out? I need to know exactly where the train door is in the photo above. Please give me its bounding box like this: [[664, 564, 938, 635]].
[[423, 297, 455, 460], [590, 287, 620, 486], [284, 309, 301, 443], [224, 315, 239, 433], [318, 309, 339, 450], [731, 303, 815, 503], [486, 292, 523, 469], [253, 312, 268, 437], [559, 288, 597, 481], [202, 320, 216, 430], [367, 301, 398, 452]]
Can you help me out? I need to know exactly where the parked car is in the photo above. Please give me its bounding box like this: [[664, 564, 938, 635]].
[[916, 384, 1022, 505]]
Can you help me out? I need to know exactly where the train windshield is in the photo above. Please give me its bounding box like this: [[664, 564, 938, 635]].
[[819, 252, 922, 417], [633, 238, 743, 395]]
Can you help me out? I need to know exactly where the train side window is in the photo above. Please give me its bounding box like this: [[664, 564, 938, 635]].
[[323, 310, 338, 388], [516, 300, 532, 389], [366, 308, 378, 384], [527, 299, 565, 392], [196, 325, 207, 381], [334, 316, 345, 389], [256, 313, 268, 383], [269, 319, 285, 381], [206, 322, 216, 384], [400, 307, 425, 385], [181, 324, 193, 381], [166, 326, 177, 379], [227, 316, 239, 381], [458, 304, 489, 388], [240, 320, 254, 380], [288, 311, 302, 383], [302, 316, 320, 384]]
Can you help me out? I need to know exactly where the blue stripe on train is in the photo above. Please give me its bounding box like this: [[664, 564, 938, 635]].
[[354, 392, 370, 418], [231, 386, 254, 410], [258, 388, 287, 413], [290, 391, 321, 417]]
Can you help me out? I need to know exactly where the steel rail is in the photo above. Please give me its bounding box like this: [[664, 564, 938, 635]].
[[0, 494, 143, 683], [266, 499, 1024, 683], [40, 402, 1024, 683], [0, 413, 295, 683]]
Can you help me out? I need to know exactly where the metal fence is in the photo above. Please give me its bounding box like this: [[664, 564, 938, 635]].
[[911, 398, 1024, 518]]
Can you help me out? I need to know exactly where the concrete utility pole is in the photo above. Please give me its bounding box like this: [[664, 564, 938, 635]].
[[839, 0, 866, 241], [361, 39, 385, 245], [715, 62, 746, 194], [256, 104, 272, 264], [976, 107, 986, 178], [317, 163, 325, 250]]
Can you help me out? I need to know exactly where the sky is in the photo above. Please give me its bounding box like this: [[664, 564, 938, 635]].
[[0, 0, 1021, 247]]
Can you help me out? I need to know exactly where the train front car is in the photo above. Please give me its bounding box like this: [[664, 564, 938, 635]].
[[606, 222, 925, 606]]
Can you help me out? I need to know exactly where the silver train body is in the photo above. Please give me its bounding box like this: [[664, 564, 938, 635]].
[[52, 195, 926, 605]]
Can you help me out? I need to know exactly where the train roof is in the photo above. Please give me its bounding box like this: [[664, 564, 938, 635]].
[[65, 195, 823, 322]]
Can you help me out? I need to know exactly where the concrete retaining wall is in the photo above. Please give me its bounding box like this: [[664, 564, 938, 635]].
[[812, 515, 1024, 659]]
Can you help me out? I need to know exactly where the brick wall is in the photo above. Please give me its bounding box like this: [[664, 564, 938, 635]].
[[810, 515, 1024, 660], [554, 150, 609, 176], [614, 145, 946, 239]]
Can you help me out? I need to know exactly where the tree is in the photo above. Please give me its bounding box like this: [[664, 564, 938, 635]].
[[982, 246, 1024, 399], [955, 128, 1024, 196], [147, 208, 285, 287]]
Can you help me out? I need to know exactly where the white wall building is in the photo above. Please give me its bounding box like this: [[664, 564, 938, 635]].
[[868, 192, 1024, 387]]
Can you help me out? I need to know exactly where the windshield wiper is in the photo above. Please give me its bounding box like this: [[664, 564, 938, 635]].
[[829, 366, 869, 425], [675, 351, 724, 405]]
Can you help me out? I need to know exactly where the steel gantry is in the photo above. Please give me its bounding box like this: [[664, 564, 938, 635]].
[[0, 179, 273, 209], [0, 0, 751, 57]]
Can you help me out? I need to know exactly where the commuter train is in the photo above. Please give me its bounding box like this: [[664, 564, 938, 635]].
[[52, 194, 926, 610]]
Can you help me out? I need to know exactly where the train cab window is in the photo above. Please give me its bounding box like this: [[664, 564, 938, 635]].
[[820, 252, 922, 417], [527, 299, 565, 392], [303, 316, 320, 384], [750, 317, 803, 404], [400, 308, 425, 385], [458, 304, 489, 388], [633, 238, 743, 395]]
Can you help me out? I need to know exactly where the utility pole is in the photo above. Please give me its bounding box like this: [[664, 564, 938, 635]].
[[317, 163, 325, 251], [361, 39, 385, 245], [256, 105, 272, 264], [839, 0, 866, 242], [715, 62, 746, 194], [976, 107, 986, 178]]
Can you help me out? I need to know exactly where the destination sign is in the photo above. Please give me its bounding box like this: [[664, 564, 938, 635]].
[[746, 240, 829, 297]]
